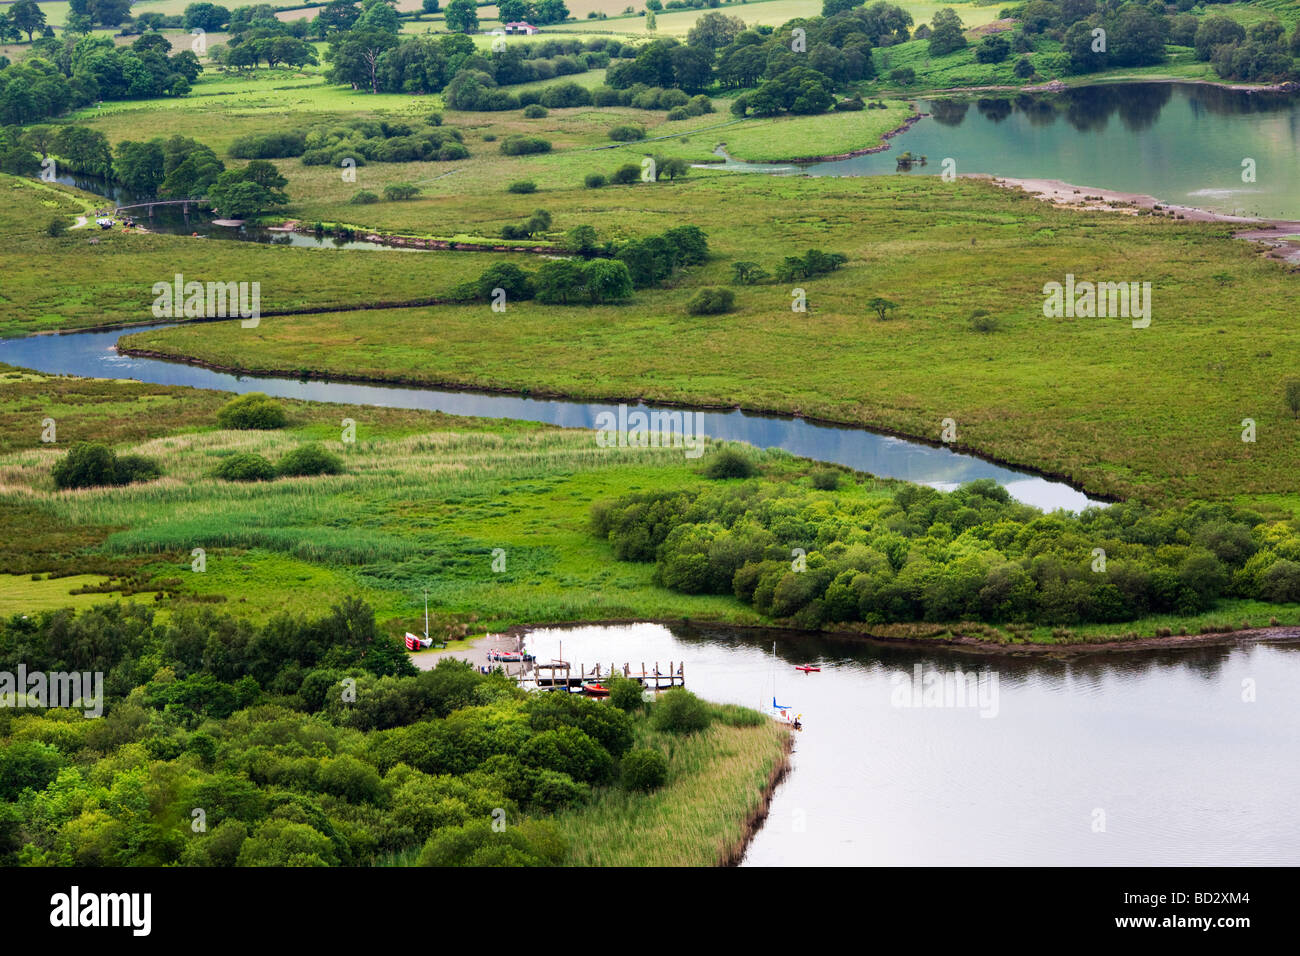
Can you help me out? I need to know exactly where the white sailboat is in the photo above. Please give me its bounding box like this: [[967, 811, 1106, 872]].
[[765, 641, 801, 728], [404, 588, 435, 650]]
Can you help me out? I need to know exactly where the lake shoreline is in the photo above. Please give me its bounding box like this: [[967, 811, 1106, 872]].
[[904, 76, 1300, 98], [980, 174, 1300, 263], [487, 617, 1300, 658]]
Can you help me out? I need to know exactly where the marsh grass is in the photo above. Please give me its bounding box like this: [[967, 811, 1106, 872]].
[[551, 708, 789, 866]]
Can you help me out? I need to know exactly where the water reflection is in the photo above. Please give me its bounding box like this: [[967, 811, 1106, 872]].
[[522, 621, 1300, 866]]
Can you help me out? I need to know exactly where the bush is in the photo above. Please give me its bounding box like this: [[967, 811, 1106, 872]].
[[1013, 56, 1035, 79], [685, 287, 735, 315], [482, 133, 497, 142], [51, 442, 161, 490], [607, 124, 645, 142], [889, 67, 915, 85], [583, 172, 607, 189], [607, 674, 644, 712], [665, 107, 691, 121], [47, 218, 68, 237], [217, 393, 287, 430], [214, 453, 276, 482], [522, 104, 548, 118], [611, 163, 642, 184], [621, 748, 668, 792], [500, 136, 552, 155], [383, 183, 420, 201], [349, 190, 379, 204], [276, 444, 345, 477], [969, 310, 998, 333], [650, 688, 712, 734], [507, 180, 538, 194], [701, 446, 758, 479], [810, 468, 839, 490]]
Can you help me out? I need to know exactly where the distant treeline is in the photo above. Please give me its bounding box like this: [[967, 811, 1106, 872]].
[[593, 472, 1300, 629]]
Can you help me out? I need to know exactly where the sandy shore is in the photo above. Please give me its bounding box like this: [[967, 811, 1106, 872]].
[[977, 174, 1300, 264]]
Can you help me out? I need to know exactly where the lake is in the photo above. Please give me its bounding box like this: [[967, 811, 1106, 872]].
[[522, 621, 1300, 866], [732, 83, 1300, 220]]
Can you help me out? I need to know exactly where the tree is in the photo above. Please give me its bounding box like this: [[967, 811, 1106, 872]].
[[868, 297, 898, 320], [113, 139, 166, 193], [686, 11, 745, 50], [1194, 16, 1245, 62], [731, 261, 768, 284], [318, 0, 362, 33], [534, 0, 568, 25], [928, 8, 966, 57], [974, 33, 1010, 64], [9, 0, 46, 41], [584, 259, 634, 303], [356, 0, 401, 34], [444, 0, 478, 33], [327, 28, 399, 93], [1284, 379, 1300, 419], [183, 3, 230, 31], [645, 9, 656, 32]]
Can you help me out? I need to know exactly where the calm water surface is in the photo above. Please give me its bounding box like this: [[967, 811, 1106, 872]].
[[524, 622, 1300, 866], [728, 83, 1300, 220]]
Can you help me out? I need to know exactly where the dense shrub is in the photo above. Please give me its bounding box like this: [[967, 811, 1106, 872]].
[[583, 172, 608, 188], [217, 393, 287, 430], [507, 180, 538, 194], [228, 130, 308, 159], [51, 442, 161, 490], [214, 453, 277, 482], [608, 124, 645, 142], [621, 748, 668, 791], [701, 446, 758, 479], [499, 136, 553, 156], [383, 183, 421, 201], [685, 287, 735, 315], [276, 445, 345, 478], [651, 689, 712, 735], [349, 190, 379, 204], [522, 104, 548, 118]]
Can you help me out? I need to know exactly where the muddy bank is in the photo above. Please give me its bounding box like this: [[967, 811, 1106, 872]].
[[980, 174, 1300, 264], [722, 728, 794, 867], [454, 615, 1300, 660]]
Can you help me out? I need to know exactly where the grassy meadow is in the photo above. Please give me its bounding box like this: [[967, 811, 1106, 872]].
[[105, 171, 1300, 511]]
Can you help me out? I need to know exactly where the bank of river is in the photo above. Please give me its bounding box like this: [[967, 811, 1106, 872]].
[[520, 621, 1300, 866], [0, 322, 1103, 512]]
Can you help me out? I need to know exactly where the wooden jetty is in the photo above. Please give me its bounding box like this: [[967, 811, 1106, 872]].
[[515, 660, 685, 692]]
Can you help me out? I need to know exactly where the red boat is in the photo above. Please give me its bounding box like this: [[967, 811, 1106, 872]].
[[794, 665, 820, 673], [582, 683, 610, 697]]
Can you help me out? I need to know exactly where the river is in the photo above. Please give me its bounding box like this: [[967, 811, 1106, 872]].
[[523, 622, 1300, 866], [0, 322, 1101, 512]]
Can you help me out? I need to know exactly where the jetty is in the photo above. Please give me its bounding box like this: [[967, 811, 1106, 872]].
[[507, 660, 686, 692]]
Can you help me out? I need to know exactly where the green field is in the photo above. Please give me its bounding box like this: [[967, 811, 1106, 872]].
[[99, 170, 1300, 511]]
